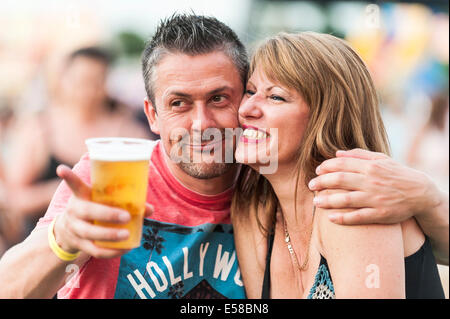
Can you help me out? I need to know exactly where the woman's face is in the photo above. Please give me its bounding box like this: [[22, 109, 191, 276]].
[[61, 57, 108, 108], [235, 66, 310, 174]]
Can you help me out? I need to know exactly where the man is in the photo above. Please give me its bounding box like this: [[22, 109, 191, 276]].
[[0, 14, 447, 299]]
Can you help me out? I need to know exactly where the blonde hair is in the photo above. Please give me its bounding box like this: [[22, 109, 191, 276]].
[[231, 32, 390, 233]]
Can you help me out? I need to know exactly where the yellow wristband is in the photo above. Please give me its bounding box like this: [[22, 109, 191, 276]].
[[48, 216, 80, 262]]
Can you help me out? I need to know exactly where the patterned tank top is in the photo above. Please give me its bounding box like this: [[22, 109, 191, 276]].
[[261, 232, 444, 299], [261, 231, 335, 299]]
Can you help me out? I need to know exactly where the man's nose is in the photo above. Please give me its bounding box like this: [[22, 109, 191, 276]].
[[191, 104, 216, 133], [239, 95, 263, 119]]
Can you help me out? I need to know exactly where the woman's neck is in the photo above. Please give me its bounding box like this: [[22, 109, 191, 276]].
[[263, 164, 314, 228]]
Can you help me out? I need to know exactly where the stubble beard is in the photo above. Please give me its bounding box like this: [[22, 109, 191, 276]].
[[169, 128, 239, 179], [177, 161, 236, 180]]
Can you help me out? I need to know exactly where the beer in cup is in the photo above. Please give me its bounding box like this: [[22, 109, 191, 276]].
[[85, 137, 152, 249]]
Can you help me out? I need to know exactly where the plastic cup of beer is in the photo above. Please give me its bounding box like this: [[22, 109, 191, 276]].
[[85, 137, 152, 249]]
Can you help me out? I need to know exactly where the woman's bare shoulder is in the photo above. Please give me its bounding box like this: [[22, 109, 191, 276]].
[[5, 112, 49, 183], [108, 106, 150, 138], [314, 191, 405, 298]]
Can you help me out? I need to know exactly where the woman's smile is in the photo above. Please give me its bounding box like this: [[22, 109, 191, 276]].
[[240, 125, 270, 144]]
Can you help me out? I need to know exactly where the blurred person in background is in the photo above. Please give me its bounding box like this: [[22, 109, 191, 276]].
[[0, 104, 15, 255], [2, 47, 150, 244], [407, 91, 449, 298], [407, 92, 449, 192]]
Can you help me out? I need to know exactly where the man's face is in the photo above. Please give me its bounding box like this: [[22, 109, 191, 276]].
[[144, 51, 244, 179]]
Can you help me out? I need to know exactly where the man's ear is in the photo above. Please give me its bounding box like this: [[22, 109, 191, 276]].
[[144, 98, 160, 135]]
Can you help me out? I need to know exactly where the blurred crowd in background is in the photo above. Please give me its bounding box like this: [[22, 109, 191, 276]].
[[0, 0, 448, 278]]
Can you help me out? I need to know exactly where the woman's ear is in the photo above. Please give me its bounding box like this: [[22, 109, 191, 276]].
[[144, 98, 160, 135]]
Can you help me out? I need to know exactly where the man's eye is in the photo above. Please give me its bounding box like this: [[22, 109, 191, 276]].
[[270, 95, 286, 102], [171, 100, 186, 107], [211, 95, 226, 103]]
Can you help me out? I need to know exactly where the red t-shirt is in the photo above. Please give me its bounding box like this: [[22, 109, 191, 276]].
[[36, 141, 245, 299]]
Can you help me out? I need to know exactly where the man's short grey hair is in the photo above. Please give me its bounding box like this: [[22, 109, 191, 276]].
[[142, 13, 249, 105]]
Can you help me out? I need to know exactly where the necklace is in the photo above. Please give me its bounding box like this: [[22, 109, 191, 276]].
[[282, 204, 316, 271]]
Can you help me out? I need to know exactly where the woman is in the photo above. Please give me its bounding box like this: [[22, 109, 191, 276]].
[[231, 32, 444, 299], [407, 92, 449, 192]]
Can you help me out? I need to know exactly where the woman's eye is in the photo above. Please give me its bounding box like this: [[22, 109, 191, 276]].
[[245, 89, 255, 96], [270, 95, 286, 102]]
